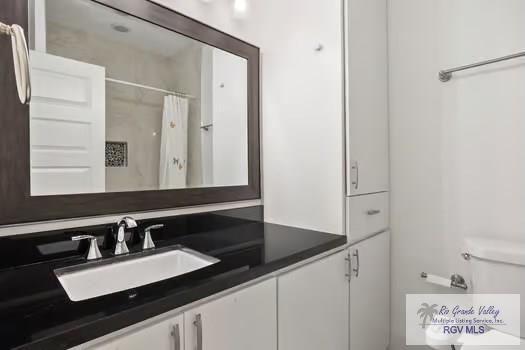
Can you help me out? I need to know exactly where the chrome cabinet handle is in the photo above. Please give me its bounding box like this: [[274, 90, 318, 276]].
[[0, 22, 31, 104], [366, 209, 381, 216], [345, 253, 351, 280], [352, 249, 360, 278], [351, 161, 359, 190], [171, 324, 181, 350], [194, 314, 202, 350]]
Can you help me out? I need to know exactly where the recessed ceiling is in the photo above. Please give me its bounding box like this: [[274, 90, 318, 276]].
[[45, 0, 204, 58]]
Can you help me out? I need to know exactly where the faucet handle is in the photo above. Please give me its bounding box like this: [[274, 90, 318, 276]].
[[143, 224, 164, 250], [72, 235, 102, 261]]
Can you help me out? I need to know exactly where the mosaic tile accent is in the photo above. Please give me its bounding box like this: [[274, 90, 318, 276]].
[[105, 141, 128, 167]]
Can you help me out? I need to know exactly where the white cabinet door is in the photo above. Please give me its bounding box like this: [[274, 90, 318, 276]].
[[349, 231, 390, 350], [184, 278, 277, 350], [88, 314, 183, 350], [278, 250, 349, 350], [345, 0, 389, 196]]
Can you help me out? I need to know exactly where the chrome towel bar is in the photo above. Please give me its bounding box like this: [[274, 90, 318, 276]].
[[439, 50, 525, 82], [0, 21, 31, 104]]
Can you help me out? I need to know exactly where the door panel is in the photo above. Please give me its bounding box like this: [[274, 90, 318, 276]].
[[184, 279, 277, 350], [30, 50, 105, 196], [349, 231, 390, 350], [278, 251, 349, 350], [345, 0, 389, 196]]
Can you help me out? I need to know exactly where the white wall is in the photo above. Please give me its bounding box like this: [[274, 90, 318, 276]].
[[389, 1, 525, 349], [153, 0, 346, 234], [211, 49, 248, 186]]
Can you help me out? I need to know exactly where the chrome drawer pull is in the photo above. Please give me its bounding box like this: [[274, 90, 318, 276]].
[[351, 161, 359, 190], [366, 209, 381, 216], [345, 254, 351, 280]]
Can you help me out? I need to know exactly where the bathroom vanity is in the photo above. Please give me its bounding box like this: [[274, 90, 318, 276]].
[[0, 207, 348, 350]]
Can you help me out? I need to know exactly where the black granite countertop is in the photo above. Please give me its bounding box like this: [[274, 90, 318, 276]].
[[0, 206, 346, 350]]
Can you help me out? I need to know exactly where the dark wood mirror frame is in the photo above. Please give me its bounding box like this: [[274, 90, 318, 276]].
[[0, 0, 260, 226]]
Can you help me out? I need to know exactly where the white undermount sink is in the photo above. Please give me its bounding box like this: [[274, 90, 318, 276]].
[[54, 246, 220, 302]]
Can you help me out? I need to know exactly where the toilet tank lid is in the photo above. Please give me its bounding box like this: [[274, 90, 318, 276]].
[[465, 238, 525, 266]]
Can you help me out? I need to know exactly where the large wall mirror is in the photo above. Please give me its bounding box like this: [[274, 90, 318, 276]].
[[29, 0, 249, 195], [0, 0, 260, 224]]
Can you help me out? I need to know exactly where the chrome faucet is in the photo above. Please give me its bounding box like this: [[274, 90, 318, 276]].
[[114, 216, 137, 255]]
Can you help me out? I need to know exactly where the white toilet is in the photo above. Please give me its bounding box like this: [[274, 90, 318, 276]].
[[426, 237, 525, 350]]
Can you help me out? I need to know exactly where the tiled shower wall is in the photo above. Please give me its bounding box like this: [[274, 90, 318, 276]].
[[46, 21, 203, 192]]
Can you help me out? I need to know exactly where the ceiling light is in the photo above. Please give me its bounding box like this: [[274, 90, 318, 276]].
[[233, 0, 247, 14]]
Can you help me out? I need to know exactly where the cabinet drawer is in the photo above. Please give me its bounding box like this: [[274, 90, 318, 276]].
[[346, 192, 389, 241]]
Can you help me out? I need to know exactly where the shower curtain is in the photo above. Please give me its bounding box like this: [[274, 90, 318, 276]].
[[159, 95, 189, 189]]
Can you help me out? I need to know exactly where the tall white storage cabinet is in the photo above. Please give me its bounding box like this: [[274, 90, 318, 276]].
[[345, 0, 389, 197], [345, 0, 390, 349], [349, 231, 390, 350], [277, 250, 349, 350]]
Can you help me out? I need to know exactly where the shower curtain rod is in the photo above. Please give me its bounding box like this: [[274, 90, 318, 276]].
[[438, 50, 525, 82], [106, 77, 196, 99]]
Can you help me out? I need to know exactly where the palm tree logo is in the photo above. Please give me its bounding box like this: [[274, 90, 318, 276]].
[[417, 303, 439, 329]]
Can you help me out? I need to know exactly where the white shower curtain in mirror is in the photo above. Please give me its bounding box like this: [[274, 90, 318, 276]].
[[159, 95, 189, 189]]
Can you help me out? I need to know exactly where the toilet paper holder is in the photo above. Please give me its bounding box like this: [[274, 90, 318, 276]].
[[421, 272, 468, 290]]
